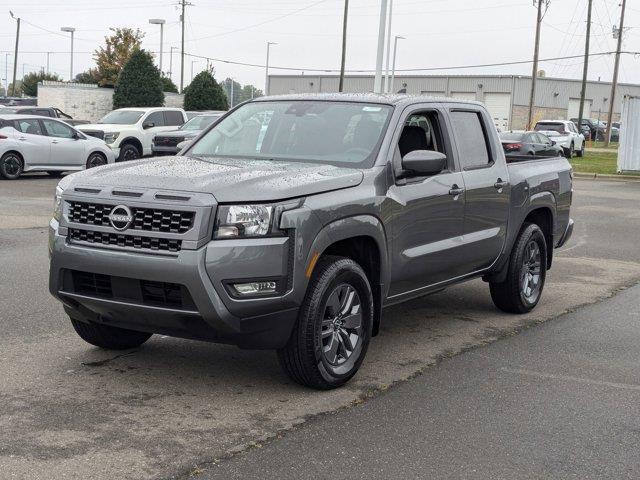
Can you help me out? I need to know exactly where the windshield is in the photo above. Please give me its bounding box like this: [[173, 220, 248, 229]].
[[500, 132, 525, 141], [189, 101, 392, 168], [98, 110, 144, 124], [180, 115, 220, 131], [535, 122, 565, 133]]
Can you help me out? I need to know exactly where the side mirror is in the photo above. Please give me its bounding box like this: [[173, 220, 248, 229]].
[[551, 140, 556, 146], [177, 140, 193, 152], [142, 122, 155, 129], [401, 150, 447, 176]]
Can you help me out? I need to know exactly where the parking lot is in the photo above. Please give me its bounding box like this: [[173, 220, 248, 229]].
[[1, 174, 640, 479]]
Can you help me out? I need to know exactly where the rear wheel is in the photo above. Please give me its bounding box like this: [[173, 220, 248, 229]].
[[118, 143, 140, 162], [86, 152, 108, 169], [565, 143, 574, 159], [70, 318, 152, 350], [277, 256, 373, 390], [490, 223, 547, 314], [0, 152, 23, 180]]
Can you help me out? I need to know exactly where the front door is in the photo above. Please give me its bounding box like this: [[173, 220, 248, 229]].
[[387, 107, 467, 298], [449, 108, 510, 273], [41, 119, 86, 167]]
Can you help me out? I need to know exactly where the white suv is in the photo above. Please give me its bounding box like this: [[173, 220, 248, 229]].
[[534, 120, 585, 158], [78, 107, 188, 162]]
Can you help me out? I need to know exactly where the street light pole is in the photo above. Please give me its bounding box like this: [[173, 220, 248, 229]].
[[9, 11, 20, 96], [265, 42, 277, 96], [373, 0, 388, 94], [60, 27, 75, 81], [149, 19, 166, 74], [390, 35, 405, 95], [169, 46, 177, 81], [383, 0, 394, 93]]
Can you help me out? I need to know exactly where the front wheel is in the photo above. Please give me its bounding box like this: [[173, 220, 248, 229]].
[[118, 144, 140, 162], [565, 143, 574, 159], [86, 152, 108, 169], [490, 223, 547, 314], [0, 152, 23, 180], [70, 318, 152, 350], [277, 256, 373, 390]]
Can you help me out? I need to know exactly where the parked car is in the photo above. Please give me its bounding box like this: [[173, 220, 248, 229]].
[[152, 113, 222, 156], [77, 107, 188, 162], [0, 114, 115, 180], [186, 110, 225, 120], [571, 118, 619, 142], [534, 120, 585, 158], [0, 106, 89, 126], [49, 94, 573, 389], [500, 131, 563, 158]]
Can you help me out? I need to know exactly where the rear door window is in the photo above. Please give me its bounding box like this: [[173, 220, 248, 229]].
[[450, 111, 491, 169], [164, 111, 184, 126], [13, 119, 43, 135]]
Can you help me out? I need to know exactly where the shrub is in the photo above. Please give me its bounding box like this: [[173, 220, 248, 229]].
[[113, 49, 164, 109], [184, 70, 228, 111]]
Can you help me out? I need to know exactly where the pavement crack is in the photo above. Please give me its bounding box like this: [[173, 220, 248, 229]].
[[82, 351, 138, 367]]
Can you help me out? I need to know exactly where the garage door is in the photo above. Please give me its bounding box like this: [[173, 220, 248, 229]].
[[568, 98, 592, 120], [450, 92, 477, 101], [483, 93, 511, 131]]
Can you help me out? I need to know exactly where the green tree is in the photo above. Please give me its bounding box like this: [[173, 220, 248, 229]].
[[160, 76, 178, 93], [7, 80, 23, 97], [74, 69, 99, 84], [21, 71, 62, 97], [184, 70, 228, 111], [94, 28, 144, 87], [113, 49, 164, 109], [239, 84, 262, 102]]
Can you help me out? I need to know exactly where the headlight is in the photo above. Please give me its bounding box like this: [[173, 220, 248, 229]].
[[53, 185, 64, 221], [215, 205, 274, 239], [104, 132, 120, 144]]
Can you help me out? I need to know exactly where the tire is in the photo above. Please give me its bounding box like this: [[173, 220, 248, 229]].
[[86, 152, 108, 169], [47, 171, 63, 177], [277, 255, 373, 390], [565, 143, 574, 159], [576, 142, 585, 157], [70, 318, 152, 350], [118, 143, 140, 162], [0, 152, 23, 180], [489, 223, 548, 314]]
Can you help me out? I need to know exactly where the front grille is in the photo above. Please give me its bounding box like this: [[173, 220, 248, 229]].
[[69, 228, 182, 253], [68, 201, 195, 234], [81, 130, 104, 140], [68, 270, 195, 310], [154, 136, 184, 147], [72, 271, 113, 297]]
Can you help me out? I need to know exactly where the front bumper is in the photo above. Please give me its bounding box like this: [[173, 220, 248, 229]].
[[151, 145, 179, 156], [49, 221, 299, 349]]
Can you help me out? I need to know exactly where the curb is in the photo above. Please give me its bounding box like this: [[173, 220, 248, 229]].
[[573, 172, 640, 183]]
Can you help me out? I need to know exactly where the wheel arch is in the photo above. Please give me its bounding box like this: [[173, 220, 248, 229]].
[[118, 137, 143, 153]]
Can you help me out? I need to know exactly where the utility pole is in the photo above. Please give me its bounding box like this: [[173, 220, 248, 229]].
[[46, 52, 51, 75], [383, 0, 394, 93], [527, 0, 547, 130], [10, 11, 20, 97], [577, 0, 592, 135], [373, 0, 388, 94], [338, 0, 349, 92], [604, 0, 626, 146], [179, 0, 192, 93]]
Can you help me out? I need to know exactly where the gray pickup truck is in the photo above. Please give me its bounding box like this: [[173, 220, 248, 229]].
[[49, 94, 573, 389]]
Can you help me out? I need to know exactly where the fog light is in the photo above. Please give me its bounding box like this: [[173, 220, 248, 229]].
[[232, 281, 278, 296]]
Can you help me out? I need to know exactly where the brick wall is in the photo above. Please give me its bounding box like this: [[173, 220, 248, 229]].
[[37, 81, 184, 123]]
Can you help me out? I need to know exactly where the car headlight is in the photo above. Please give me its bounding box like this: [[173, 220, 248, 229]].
[[104, 132, 120, 144], [215, 204, 274, 239], [53, 185, 64, 221]]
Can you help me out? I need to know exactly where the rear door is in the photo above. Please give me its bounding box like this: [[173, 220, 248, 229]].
[[41, 119, 86, 167], [387, 105, 467, 298], [141, 111, 170, 154], [449, 107, 510, 273], [11, 118, 51, 167]]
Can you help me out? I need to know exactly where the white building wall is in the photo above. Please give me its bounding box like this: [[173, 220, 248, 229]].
[[38, 81, 185, 123]]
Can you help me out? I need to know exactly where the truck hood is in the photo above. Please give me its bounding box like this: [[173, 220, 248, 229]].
[[64, 156, 364, 202], [77, 123, 134, 133]]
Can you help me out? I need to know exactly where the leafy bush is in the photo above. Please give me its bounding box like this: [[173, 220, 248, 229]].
[[21, 71, 62, 97], [113, 49, 164, 109], [160, 76, 178, 93], [184, 70, 228, 111]]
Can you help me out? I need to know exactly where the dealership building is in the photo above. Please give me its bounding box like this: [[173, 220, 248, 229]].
[[268, 74, 640, 130]]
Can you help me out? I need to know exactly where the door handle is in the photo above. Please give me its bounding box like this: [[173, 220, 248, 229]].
[[449, 185, 465, 196], [51, 140, 59, 144], [18, 136, 26, 141], [494, 179, 508, 190]]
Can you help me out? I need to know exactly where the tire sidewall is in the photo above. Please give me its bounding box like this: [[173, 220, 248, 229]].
[[311, 262, 373, 385], [515, 225, 547, 309], [0, 153, 23, 180], [87, 152, 107, 169], [119, 144, 140, 162]]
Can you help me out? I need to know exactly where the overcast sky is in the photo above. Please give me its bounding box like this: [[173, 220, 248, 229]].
[[0, 0, 638, 91]]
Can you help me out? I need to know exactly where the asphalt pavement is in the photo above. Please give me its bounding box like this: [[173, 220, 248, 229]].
[[202, 283, 640, 480], [0, 174, 639, 479]]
